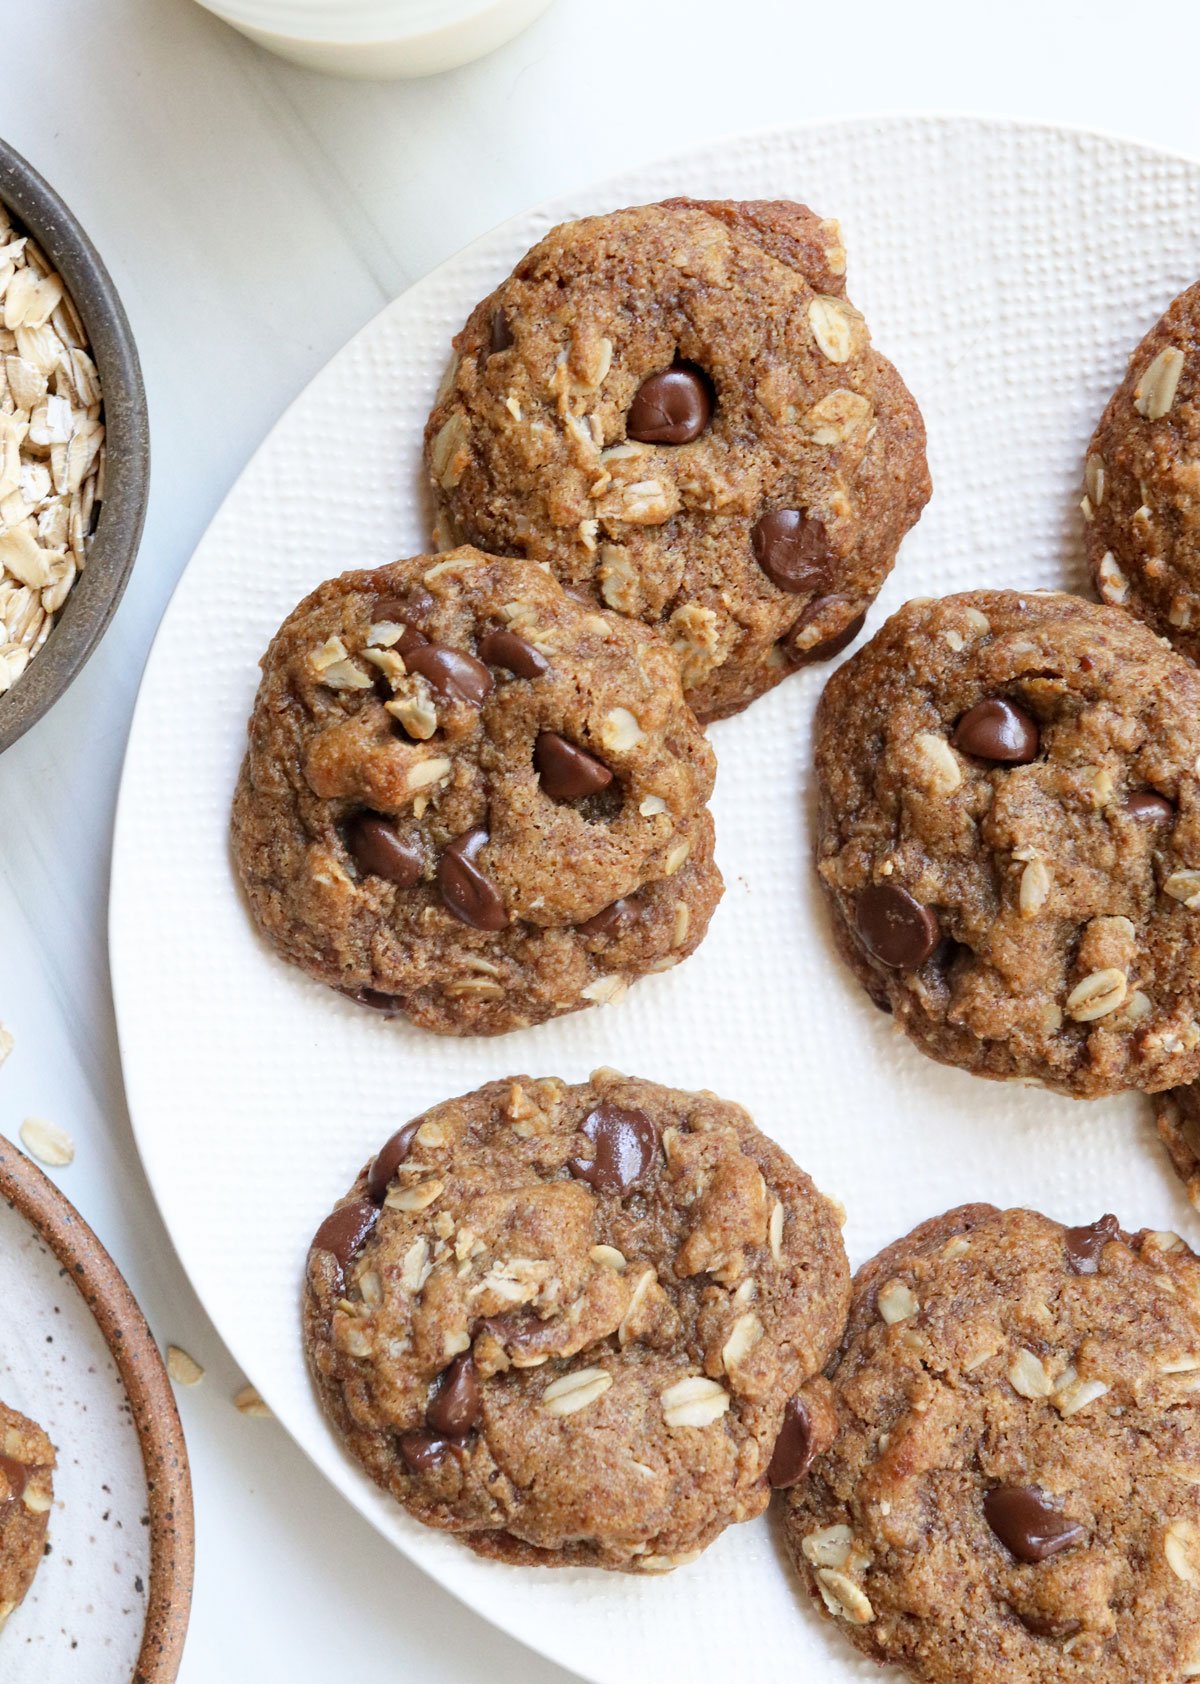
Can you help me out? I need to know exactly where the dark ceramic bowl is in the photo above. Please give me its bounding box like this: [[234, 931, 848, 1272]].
[[0, 139, 149, 753]]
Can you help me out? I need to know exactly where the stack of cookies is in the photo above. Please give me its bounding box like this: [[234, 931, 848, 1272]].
[[231, 199, 1200, 1684]]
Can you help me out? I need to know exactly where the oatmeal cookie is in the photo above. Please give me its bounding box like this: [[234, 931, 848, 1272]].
[[786, 1204, 1200, 1684], [303, 1070, 849, 1570], [424, 199, 930, 721], [814, 589, 1200, 1098], [0, 1401, 54, 1633], [1155, 1083, 1200, 1212], [231, 548, 721, 1035], [1086, 281, 1200, 657]]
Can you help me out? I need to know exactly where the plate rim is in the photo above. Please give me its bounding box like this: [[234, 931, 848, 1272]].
[[108, 110, 1200, 1682], [0, 1137, 194, 1683]]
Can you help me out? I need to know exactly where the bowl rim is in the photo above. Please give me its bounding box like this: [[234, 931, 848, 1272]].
[[0, 136, 149, 754], [0, 1136, 194, 1681]]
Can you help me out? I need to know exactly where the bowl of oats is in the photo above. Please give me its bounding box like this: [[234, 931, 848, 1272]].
[[0, 138, 148, 753]]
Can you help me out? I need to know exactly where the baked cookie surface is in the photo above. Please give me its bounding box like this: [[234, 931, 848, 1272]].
[[303, 1070, 849, 1570], [814, 589, 1200, 1098], [786, 1204, 1200, 1684], [1086, 281, 1200, 657], [231, 548, 721, 1035], [424, 199, 930, 721], [0, 1401, 54, 1633]]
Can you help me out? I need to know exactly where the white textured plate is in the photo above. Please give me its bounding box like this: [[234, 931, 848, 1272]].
[[0, 1178, 150, 1678], [112, 118, 1200, 1684]]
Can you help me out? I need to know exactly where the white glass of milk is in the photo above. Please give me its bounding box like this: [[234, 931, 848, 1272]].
[[191, 0, 556, 77]]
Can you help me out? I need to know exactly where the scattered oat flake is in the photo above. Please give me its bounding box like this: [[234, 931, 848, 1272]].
[[233, 1383, 273, 1417], [19, 1116, 73, 1167], [166, 1345, 205, 1386]]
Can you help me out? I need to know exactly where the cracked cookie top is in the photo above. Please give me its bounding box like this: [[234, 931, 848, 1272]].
[[786, 1204, 1200, 1684], [1086, 280, 1200, 660], [814, 589, 1200, 1097], [231, 547, 721, 1036], [0, 1400, 54, 1632], [424, 199, 930, 721], [303, 1070, 849, 1570]]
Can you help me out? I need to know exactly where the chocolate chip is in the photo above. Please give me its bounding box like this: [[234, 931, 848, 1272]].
[[855, 883, 940, 969], [399, 1430, 452, 1474], [952, 698, 1040, 763], [477, 628, 549, 679], [535, 731, 614, 801], [489, 308, 513, 355], [309, 1199, 379, 1291], [373, 593, 433, 650], [1126, 789, 1176, 823], [0, 1453, 28, 1510], [626, 363, 713, 445], [578, 896, 643, 938], [347, 987, 403, 1014], [405, 643, 494, 707], [984, 1485, 1085, 1563], [1017, 1611, 1082, 1640], [567, 1104, 659, 1195], [782, 597, 866, 667], [751, 509, 833, 593], [426, 1353, 481, 1438], [767, 1397, 818, 1489], [346, 813, 423, 887], [1064, 1213, 1120, 1275], [367, 1120, 422, 1205], [438, 828, 508, 930]]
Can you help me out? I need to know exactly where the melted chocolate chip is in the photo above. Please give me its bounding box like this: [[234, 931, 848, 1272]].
[[578, 895, 643, 938], [373, 594, 432, 651], [399, 1430, 452, 1474], [426, 1353, 482, 1438], [438, 828, 509, 930], [567, 1104, 659, 1195], [489, 308, 513, 355], [346, 814, 423, 887], [477, 628, 549, 679], [1017, 1611, 1082, 1640], [984, 1485, 1085, 1563], [952, 698, 1040, 763], [751, 509, 833, 593], [855, 883, 940, 969], [535, 731, 614, 801], [405, 643, 494, 707], [1064, 1213, 1120, 1275], [348, 987, 403, 1014], [0, 1453, 28, 1509], [309, 1199, 379, 1290], [626, 364, 713, 445], [767, 1397, 817, 1489], [782, 597, 866, 667], [367, 1120, 422, 1205], [1126, 789, 1176, 823]]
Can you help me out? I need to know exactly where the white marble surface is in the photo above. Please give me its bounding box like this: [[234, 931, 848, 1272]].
[[4, 2, 1200, 1678]]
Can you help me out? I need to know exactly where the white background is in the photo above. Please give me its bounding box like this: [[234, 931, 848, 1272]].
[[4, 3, 1200, 1679]]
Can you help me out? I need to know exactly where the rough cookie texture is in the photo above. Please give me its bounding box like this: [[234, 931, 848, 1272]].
[[0, 1401, 54, 1633], [303, 1070, 849, 1570], [814, 589, 1200, 1098], [424, 199, 930, 721], [1155, 1084, 1200, 1212], [1086, 281, 1200, 658], [231, 548, 721, 1035], [786, 1205, 1200, 1684]]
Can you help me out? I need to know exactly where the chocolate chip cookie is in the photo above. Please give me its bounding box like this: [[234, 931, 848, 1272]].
[[786, 1204, 1200, 1684], [814, 589, 1200, 1097], [1086, 281, 1200, 658], [424, 199, 930, 722], [1155, 1083, 1200, 1212], [303, 1070, 850, 1570], [231, 548, 721, 1035], [0, 1401, 54, 1633]]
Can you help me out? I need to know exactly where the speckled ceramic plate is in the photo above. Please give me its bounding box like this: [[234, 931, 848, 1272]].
[[113, 117, 1200, 1684], [0, 1139, 192, 1681]]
